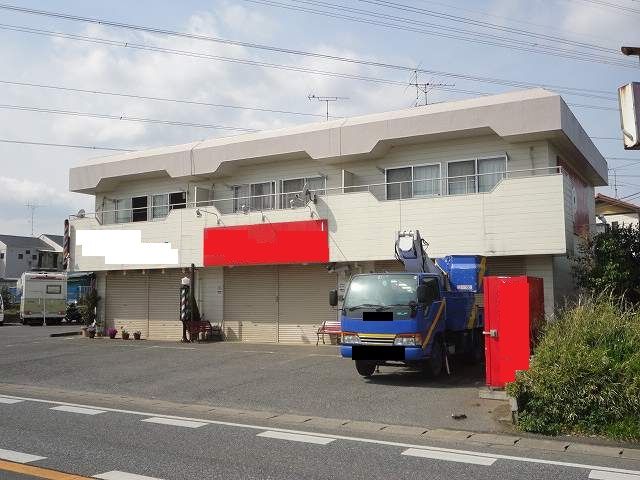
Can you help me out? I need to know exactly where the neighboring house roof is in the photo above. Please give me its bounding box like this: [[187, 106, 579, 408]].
[[69, 88, 608, 194], [41, 234, 64, 248], [595, 193, 640, 215], [0, 235, 54, 250]]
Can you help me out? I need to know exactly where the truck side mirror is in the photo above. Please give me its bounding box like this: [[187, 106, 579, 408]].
[[329, 289, 338, 307]]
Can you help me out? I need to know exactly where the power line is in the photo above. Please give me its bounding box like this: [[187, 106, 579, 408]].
[[0, 138, 134, 151], [0, 22, 620, 104], [0, 103, 258, 132], [242, 0, 636, 68], [567, 0, 640, 14], [0, 79, 327, 118]]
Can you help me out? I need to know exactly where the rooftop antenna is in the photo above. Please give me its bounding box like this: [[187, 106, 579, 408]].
[[409, 70, 455, 106], [308, 94, 349, 120], [25, 202, 41, 236]]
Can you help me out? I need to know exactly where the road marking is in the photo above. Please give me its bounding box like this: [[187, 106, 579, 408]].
[[51, 405, 106, 415], [0, 448, 46, 463], [257, 430, 336, 445], [402, 448, 497, 466], [0, 459, 91, 479], [141, 417, 206, 428], [590, 471, 640, 480], [94, 471, 164, 480], [0, 397, 23, 404], [2, 393, 640, 478], [146, 346, 196, 350]]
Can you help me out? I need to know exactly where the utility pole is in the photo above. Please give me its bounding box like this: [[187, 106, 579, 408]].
[[409, 70, 455, 107], [308, 94, 348, 120], [25, 202, 41, 236]]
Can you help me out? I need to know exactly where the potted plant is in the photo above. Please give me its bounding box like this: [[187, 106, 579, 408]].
[[133, 330, 142, 340], [121, 328, 130, 340], [107, 327, 118, 339]]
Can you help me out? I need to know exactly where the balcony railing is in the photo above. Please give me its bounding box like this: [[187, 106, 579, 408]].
[[71, 166, 562, 225]]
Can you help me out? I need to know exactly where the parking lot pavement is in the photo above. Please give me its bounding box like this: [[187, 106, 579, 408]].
[[0, 325, 503, 433]]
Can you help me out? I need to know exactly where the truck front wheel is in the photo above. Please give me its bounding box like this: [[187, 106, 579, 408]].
[[424, 338, 444, 378], [355, 360, 376, 377]]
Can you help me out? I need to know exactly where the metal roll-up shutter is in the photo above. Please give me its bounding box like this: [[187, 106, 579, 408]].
[[277, 265, 338, 344], [223, 266, 277, 343], [105, 271, 148, 338], [374, 260, 404, 272], [148, 269, 182, 341], [485, 256, 526, 277]]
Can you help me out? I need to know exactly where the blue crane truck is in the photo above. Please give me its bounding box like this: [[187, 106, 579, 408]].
[[329, 230, 486, 377]]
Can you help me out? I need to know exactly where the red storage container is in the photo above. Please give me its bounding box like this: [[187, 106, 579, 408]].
[[483, 276, 544, 389]]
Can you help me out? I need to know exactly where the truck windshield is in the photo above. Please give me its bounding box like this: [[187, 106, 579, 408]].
[[344, 274, 418, 310]]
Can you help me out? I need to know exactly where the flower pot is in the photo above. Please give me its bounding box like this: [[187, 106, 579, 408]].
[[122, 332, 130, 340], [133, 333, 141, 340], [88, 330, 96, 339], [80, 327, 88, 337]]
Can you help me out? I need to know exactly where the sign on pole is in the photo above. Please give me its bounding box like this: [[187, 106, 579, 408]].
[[619, 82, 640, 150]]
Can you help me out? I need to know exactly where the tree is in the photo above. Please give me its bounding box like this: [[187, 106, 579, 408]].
[[78, 288, 101, 326], [572, 224, 640, 303], [0, 286, 13, 309]]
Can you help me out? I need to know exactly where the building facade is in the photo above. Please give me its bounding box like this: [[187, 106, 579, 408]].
[[0, 234, 64, 288], [68, 89, 607, 343]]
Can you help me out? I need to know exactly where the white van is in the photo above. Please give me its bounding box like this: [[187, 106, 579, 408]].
[[18, 272, 67, 326]]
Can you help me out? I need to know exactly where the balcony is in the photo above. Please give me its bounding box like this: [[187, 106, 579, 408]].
[[69, 167, 567, 271]]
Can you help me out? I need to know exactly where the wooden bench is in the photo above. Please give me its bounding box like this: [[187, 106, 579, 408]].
[[316, 320, 342, 346], [186, 320, 223, 341]]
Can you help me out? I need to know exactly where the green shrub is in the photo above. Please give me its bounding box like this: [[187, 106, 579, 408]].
[[506, 296, 640, 441]]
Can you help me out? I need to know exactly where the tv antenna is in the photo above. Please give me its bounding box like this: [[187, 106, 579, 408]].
[[308, 94, 349, 120], [409, 70, 455, 107], [25, 202, 41, 236]]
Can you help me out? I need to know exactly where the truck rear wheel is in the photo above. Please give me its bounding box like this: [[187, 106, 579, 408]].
[[355, 360, 376, 377]]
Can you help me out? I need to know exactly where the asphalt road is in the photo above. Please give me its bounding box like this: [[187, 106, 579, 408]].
[[0, 323, 499, 432], [1, 394, 639, 480]]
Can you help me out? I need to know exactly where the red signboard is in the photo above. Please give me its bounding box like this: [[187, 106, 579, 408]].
[[203, 219, 329, 267], [483, 276, 544, 389]]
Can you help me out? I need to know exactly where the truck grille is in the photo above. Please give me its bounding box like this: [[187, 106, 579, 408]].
[[359, 333, 395, 345]]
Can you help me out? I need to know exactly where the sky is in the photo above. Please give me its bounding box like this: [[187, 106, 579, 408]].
[[0, 0, 639, 236]]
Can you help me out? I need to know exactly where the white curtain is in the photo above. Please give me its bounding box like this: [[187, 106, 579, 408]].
[[413, 165, 441, 196], [152, 194, 168, 219], [478, 157, 506, 192], [447, 161, 475, 195]]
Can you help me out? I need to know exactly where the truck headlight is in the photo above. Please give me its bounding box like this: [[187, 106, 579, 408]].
[[342, 333, 361, 344], [394, 334, 422, 346]]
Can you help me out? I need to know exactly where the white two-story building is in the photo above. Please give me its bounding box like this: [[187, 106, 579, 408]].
[[68, 89, 607, 343]]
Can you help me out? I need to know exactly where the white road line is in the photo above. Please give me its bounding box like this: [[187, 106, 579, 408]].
[[402, 448, 497, 466], [2, 393, 639, 477], [590, 471, 640, 480], [93, 471, 165, 480], [0, 448, 46, 463], [146, 346, 196, 350], [50, 405, 106, 415], [257, 430, 336, 445], [0, 397, 23, 404], [141, 417, 206, 428]]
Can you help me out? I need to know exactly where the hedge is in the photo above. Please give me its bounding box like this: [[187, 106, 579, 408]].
[[506, 296, 640, 441]]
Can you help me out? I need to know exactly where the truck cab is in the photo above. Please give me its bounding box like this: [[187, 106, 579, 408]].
[[330, 231, 484, 378]]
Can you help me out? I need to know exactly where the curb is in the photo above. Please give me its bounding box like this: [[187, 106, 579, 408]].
[[49, 331, 81, 338]]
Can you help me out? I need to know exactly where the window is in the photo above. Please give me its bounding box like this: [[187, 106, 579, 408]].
[[233, 182, 275, 212], [18, 253, 23, 259], [280, 176, 325, 208], [150, 191, 186, 219], [46, 285, 62, 294], [386, 165, 441, 200], [115, 198, 132, 223], [0, 252, 4, 259], [169, 192, 187, 210], [132, 196, 148, 222], [194, 187, 213, 207], [448, 157, 507, 195], [32, 254, 37, 260], [26, 250, 30, 254]]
